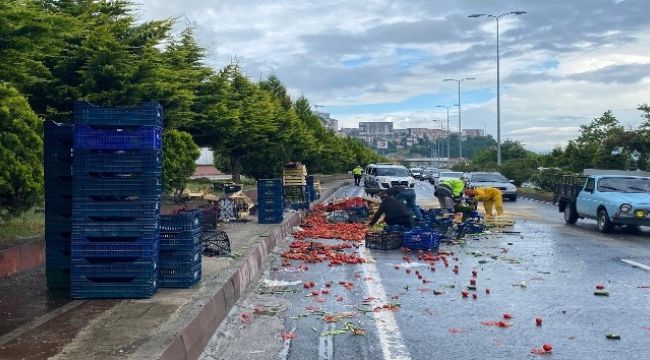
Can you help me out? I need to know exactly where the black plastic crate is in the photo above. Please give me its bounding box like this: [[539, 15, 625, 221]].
[[159, 210, 202, 232], [75, 101, 163, 128], [74, 150, 161, 175], [202, 230, 231, 256], [365, 231, 403, 250]]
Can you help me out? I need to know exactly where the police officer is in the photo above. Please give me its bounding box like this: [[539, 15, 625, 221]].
[[352, 165, 363, 186]]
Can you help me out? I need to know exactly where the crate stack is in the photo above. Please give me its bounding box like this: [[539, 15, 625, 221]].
[[159, 210, 202, 288], [257, 179, 284, 224], [44, 121, 74, 289], [283, 163, 308, 210], [70, 102, 163, 299]]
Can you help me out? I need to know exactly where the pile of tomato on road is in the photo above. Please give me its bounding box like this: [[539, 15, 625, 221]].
[[292, 213, 367, 241]]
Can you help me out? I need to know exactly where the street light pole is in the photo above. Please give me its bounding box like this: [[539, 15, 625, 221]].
[[443, 78, 475, 162], [469, 11, 526, 166], [437, 104, 457, 167]]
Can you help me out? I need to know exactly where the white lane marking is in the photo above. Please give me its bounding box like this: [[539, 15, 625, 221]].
[[277, 325, 297, 360], [359, 247, 412, 360], [318, 323, 335, 360], [621, 259, 650, 272]]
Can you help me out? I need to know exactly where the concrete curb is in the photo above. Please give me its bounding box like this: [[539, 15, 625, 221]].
[[519, 195, 553, 205], [0, 240, 44, 278], [160, 180, 351, 360]]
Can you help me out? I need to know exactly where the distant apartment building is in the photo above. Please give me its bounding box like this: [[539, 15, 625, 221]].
[[359, 121, 394, 135], [315, 112, 339, 131], [462, 129, 485, 138], [408, 128, 448, 140]]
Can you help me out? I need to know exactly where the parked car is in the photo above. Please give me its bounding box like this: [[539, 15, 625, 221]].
[[363, 164, 416, 195], [554, 175, 650, 233], [409, 167, 423, 180], [465, 172, 518, 201], [434, 171, 464, 187], [421, 167, 437, 181]]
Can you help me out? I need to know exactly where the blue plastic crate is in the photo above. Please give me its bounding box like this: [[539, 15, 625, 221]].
[[73, 199, 160, 218], [45, 237, 71, 258], [74, 124, 162, 151], [72, 176, 162, 198], [159, 210, 202, 232], [258, 215, 283, 224], [159, 268, 201, 289], [160, 231, 201, 251], [402, 229, 440, 251], [74, 150, 161, 175], [70, 271, 158, 299], [71, 257, 158, 276], [46, 269, 70, 289], [160, 248, 201, 264], [75, 101, 163, 127], [44, 121, 73, 147], [72, 222, 159, 239], [72, 240, 159, 260], [46, 249, 71, 269]]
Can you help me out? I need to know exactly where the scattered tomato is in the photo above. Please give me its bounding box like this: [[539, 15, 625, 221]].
[[596, 284, 605, 290], [503, 313, 513, 319], [536, 317, 543, 326], [485, 288, 491, 294], [543, 343, 553, 352]]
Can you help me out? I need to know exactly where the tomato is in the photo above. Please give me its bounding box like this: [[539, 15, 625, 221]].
[[406, 269, 412, 274], [536, 317, 543, 326], [472, 270, 478, 277], [311, 290, 320, 296], [485, 288, 491, 294], [543, 343, 553, 352], [394, 265, 400, 270], [470, 279, 477, 286], [596, 284, 605, 290], [503, 313, 513, 320], [461, 291, 469, 298], [472, 293, 478, 300]]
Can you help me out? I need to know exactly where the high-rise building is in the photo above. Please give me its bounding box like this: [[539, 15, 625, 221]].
[[462, 129, 485, 138], [359, 121, 393, 135], [314, 112, 339, 131]]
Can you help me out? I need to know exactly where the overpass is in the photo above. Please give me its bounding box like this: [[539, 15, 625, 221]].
[[399, 157, 461, 168]]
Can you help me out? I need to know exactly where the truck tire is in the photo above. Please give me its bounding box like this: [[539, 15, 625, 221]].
[[597, 209, 614, 233], [564, 202, 578, 224]]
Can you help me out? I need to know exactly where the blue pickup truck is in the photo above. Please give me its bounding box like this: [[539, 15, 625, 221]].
[[553, 175, 650, 232]]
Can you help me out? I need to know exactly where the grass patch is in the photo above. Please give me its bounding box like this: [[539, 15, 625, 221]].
[[0, 209, 45, 249]]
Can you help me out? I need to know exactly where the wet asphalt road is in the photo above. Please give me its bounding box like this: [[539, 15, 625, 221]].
[[200, 182, 650, 360]]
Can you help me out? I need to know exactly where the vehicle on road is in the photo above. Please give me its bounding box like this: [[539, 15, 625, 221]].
[[434, 171, 464, 187], [409, 167, 423, 180], [465, 172, 518, 201], [429, 168, 452, 185], [554, 175, 650, 233], [363, 164, 415, 195], [421, 167, 437, 181]]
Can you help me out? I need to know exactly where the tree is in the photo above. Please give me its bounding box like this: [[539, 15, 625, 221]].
[[162, 130, 200, 198], [0, 84, 44, 219]]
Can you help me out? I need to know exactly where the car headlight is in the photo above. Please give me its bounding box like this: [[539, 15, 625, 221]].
[[635, 210, 646, 218], [620, 204, 632, 213]]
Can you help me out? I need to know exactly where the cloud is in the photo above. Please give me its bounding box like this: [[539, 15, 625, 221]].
[[134, 0, 650, 151]]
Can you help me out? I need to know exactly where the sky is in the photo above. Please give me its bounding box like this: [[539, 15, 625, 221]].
[[136, 0, 650, 152]]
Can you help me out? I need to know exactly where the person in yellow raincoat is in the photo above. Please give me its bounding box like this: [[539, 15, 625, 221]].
[[465, 187, 504, 216]]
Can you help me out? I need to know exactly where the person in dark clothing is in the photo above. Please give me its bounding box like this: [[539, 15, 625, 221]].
[[368, 191, 415, 228], [389, 185, 423, 222]]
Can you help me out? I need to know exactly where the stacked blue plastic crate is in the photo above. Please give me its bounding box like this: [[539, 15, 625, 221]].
[[70, 102, 163, 299], [257, 179, 284, 224], [159, 210, 202, 288], [44, 121, 74, 289]]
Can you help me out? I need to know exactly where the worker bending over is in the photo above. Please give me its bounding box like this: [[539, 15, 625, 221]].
[[434, 177, 466, 213], [389, 185, 423, 222], [368, 190, 415, 228], [465, 187, 504, 216]]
